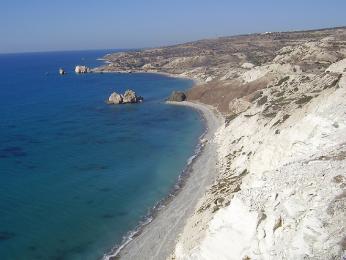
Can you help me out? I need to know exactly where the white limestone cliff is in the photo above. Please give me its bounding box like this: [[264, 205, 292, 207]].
[[172, 60, 346, 260]]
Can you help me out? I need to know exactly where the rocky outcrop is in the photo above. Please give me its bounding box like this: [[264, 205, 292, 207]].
[[108, 92, 123, 104], [167, 91, 186, 102], [326, 58, 346, 73], [107, 89, 143, 105], [59, 68, 66, 75], [123, 89, 143, 103], [75, 65, 90, 74]]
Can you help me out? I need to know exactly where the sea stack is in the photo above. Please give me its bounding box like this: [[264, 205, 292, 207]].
[[107, 89, 143, 105], [59, 68, 66, 75], [108, 92, 123, 104], [75, 65, 90, 74], [123, 89, 143, 103]]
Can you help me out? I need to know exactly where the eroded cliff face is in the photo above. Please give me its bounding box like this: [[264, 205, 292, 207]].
[[173, 68, 346, 260], [98, 27, 346, 259], [171, 30, 345, 260]]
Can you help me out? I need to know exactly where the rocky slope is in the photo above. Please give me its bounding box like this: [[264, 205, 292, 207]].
[[98, 27, 346, 259], [95, 27, 346, 113], [173, 62, 346, 260]]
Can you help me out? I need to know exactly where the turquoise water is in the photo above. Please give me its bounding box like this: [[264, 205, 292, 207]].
[[0, 51, 203, 259]]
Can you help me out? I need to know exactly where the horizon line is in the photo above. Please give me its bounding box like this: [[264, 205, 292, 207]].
[[1, 24, 345, 55]]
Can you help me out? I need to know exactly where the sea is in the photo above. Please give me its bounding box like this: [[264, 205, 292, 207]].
[[0, 50, 204, 259]]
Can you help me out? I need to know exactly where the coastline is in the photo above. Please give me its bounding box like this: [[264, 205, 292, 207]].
[[100, 27, 346, 259], [91, 68, 204, 85], [103, 101, 223, 260]]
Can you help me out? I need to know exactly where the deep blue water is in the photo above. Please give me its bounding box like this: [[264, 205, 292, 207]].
[[0, 50, 203, 259]]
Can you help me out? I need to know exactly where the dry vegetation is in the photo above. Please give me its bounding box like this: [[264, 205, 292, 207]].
[[95, 26, 346, 119]]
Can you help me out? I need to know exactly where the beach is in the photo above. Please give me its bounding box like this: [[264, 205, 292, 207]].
[[105, 101, 223, 259]]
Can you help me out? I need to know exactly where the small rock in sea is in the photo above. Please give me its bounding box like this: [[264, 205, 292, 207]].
[[74, 65, 90, 74], [241, 62, 255, 69], [59, 68, 66, 75], [167, 91, 186, 102], [107, 89, 143, 105]]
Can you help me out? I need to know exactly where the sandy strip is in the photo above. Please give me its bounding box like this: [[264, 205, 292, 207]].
[[106, 101, 223, 260]]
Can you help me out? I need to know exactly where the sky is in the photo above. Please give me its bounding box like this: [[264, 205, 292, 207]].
[[1, 0, 346, 53]]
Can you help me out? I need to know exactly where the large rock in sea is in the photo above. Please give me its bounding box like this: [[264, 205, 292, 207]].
[[107, 89, 143, 105], [108, 92, 123, 104], [167, 91, 186, 102], [75, 65, 90, 74], [122, 89, 143, 103]]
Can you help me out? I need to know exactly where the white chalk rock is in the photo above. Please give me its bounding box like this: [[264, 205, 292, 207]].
[[325, 58, 346, 74], [75, 65, 90, 74], [108, 92, 123, 104]]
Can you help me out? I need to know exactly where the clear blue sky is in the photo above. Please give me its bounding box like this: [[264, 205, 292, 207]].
[[1, 0, 345, 53]]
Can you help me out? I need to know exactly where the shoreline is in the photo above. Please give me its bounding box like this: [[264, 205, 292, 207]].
[[91, 68, 204, 85], [103, 101, 223, 260]]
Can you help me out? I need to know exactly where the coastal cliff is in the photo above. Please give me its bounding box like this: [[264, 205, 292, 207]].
[[173, 63, 346, 260], [100, 27, 346, 259]]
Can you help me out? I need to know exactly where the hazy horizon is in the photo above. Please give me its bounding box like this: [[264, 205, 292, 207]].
[[1, 0, 346, 54]]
